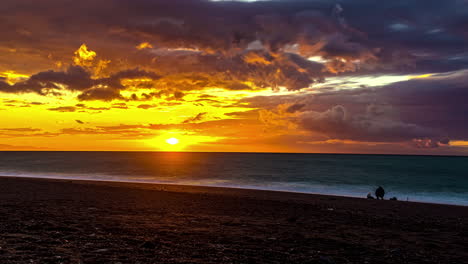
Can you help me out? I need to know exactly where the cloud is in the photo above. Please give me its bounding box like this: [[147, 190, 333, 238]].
[[111, 103, 128, 109], [48, 106, 77, 112], [137, 104, 157, 109], [0, 0, 395, 97], [286, 103, 306, 113], [0, 127, 56, 138], [3, 1, 468, 70], [145, 51, 325, 91], [250, 68, 468, 148], [73, 44, 97, 68], [0, 127, 42, 132], [299, 105, 448, 147], [136, 42, 153, 50], [1, 64, 160, 101], [58, 124, 163, 139], [1, 0, 468, 154], [77, 88, 124, 101], [411, 138, 450, 149], [2, 0, 466, 99], [48, 104, 113, 112], [1, 66, 92, 95], [183, 112, 208, 124]]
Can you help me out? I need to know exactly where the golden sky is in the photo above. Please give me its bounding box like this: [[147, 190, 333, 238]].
[[1, 0, 467, 155], [0, 44, 290, 152]]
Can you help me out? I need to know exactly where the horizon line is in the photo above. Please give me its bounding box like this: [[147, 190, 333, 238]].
[[0, 150, 467, 158]]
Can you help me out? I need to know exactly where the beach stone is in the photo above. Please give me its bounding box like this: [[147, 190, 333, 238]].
[[94, 249, 109, 253], [318, 256, 336, 264], [390, 248, 402, 256], [140, 241, 157, 249]]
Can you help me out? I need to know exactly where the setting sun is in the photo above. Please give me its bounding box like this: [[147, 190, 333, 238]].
[[166, 138, 179, 145]]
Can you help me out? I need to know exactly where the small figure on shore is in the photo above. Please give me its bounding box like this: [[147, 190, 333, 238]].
[[390, 197, 398, 201], [367, 192, 375, 199], [375, 186, 385, 200]]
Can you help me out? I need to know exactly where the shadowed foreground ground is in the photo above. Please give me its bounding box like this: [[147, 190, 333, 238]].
[[0, 177, 467, 263]]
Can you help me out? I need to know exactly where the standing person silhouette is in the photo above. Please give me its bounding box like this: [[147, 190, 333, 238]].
[[375, 186, 385, 200]]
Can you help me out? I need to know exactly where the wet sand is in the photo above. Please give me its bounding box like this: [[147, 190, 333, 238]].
[[0, 176, 466, 263]]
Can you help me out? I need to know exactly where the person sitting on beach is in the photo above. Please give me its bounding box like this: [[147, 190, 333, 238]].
[[375, 186, 385, 200], [367, 192, 375, 199]]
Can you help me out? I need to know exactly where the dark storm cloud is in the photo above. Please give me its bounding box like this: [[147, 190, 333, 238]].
[[145, 50, 324, 91], [309, 71, 468, 141], [2, 0, 467, 94], [340, 0, 468, 74], [286, 103, 306, 113], [8, 66, 93, 95], [250, 69, 468, 147], [0, 0, 382, 93], [299, 104, 448, 148], [97, 69, 160, 90], [0, 66, 159, 99]]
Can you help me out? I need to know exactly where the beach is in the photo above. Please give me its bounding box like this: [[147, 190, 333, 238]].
[[0, 177, 466, 264]]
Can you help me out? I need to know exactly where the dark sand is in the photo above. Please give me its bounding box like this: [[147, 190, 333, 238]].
[[0, 177, 467, 264]]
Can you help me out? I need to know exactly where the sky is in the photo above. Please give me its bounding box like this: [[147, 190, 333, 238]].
[[1, 0, 468, 155]]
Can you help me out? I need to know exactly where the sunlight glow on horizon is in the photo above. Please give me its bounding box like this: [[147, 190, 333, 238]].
[[166, 137, 179, 145]]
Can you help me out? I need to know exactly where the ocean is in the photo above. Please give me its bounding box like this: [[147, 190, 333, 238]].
[[0, 151, 467, 206]]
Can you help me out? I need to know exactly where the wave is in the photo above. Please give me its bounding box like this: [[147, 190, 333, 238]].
[[1, 170, 466, 206]]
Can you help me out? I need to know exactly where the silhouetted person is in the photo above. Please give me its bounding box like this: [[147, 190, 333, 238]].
[[375, 186, 385, 200], [390, 197, 398, 201], [367, 192, 375, 199]]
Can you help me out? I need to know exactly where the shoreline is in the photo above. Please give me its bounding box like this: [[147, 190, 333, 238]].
[[0, 175, 466, 207], [0, 176, 467, 263], [1, 149, 468, 158]]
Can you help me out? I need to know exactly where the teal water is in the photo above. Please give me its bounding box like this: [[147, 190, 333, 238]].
[[0, 152, 467, 205]]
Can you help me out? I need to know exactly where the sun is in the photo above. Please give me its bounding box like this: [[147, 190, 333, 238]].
[[166, 137, 179, 145], [145, 132, 223, 151]]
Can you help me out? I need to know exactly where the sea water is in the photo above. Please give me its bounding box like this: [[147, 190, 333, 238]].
[[0, 151, 467, 206]]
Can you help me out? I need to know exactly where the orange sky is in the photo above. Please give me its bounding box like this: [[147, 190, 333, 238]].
[[1, 0, 468, 155], [0, 43, 466, 155], [0, 44, 285, 152]]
